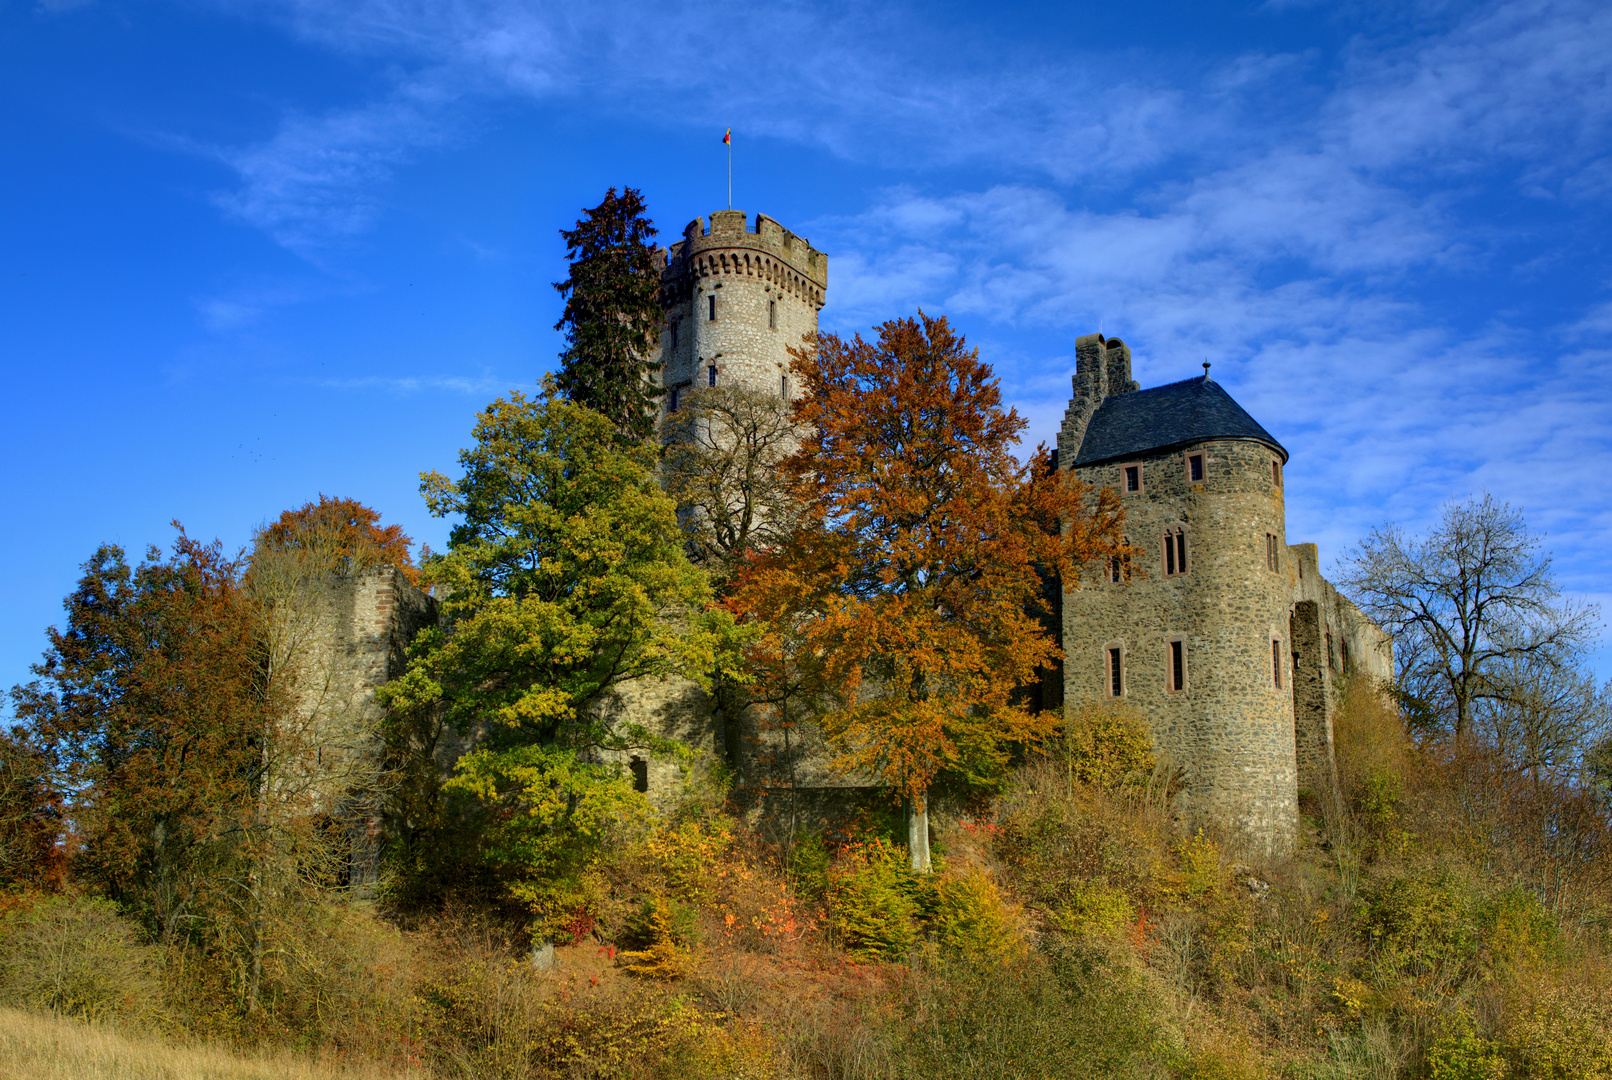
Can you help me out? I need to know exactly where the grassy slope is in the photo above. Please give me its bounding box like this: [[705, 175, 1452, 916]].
[[0, 1007, 425, 1080]]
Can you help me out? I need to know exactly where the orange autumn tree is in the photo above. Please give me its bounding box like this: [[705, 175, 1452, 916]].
[[729, 312, 1130, 871], [256, 494, 418, 584]]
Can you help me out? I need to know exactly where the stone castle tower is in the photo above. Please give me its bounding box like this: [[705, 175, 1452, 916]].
[[652, 209, 826, 403], [1057, 334, 1390, 853]]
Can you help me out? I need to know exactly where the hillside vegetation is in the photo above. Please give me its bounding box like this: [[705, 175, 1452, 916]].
[[2, 681, 1609, 1079]]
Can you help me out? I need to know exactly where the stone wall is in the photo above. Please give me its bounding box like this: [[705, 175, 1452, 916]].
[[1286, 542, 1394, 801], [281, 565, 436, 891]]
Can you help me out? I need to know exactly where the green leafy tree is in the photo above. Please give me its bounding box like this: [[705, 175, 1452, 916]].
[[553, 187, 664, 441], [381, 389, 731, 925]]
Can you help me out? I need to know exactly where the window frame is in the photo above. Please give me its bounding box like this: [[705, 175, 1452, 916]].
[[1163, 527, 1187, 577], [708, 294, 717, 321], [708, 364, 718, 388], [1121, 461, 1143, 494], [1104, 642, 1127, 699], [1271, 638, 1284, 689], [667, 387, 679, 413], [769, 298, 777, 330], [1272, 458, 1282, 488], [1186, 452, 1205, 483], [1167, 635, 1187, 694]]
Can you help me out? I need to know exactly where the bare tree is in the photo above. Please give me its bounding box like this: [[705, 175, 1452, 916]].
[[1472, 654, 1611, 787], [660, 385, 800, 582], [1339, 492, 1600, 742]]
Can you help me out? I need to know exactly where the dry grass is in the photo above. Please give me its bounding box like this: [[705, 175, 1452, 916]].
[[0, 1007, 427, 1080]]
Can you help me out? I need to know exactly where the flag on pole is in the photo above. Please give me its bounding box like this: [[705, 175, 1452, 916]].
[[723, 128, 731, 145]]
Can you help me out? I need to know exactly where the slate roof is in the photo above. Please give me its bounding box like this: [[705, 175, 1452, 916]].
[[1073, 376, 1288, 467]]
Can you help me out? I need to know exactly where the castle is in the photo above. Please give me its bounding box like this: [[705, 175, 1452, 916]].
[[301, 208, 1389, 872]]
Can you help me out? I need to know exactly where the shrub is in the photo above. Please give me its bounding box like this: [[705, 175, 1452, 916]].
[[0, 893, 162, 1024], [618, 894, 694, 979], [1062, 702, 1155, 791], [1356, 867, 1482, 989], [1055, 880, 1133, 939], [829, 839, 918, 961], [787, 831, 830, 900], [1501, 982, 1612, 1078], [929, 869, 1021, 959], [1426, 1010, 1507, 1080]]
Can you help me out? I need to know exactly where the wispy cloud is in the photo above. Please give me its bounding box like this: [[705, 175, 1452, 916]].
[[206, 77, 463, 256], [312, 372, 513, 396]]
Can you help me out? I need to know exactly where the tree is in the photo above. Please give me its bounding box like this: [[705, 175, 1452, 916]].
[[552, 187, 664, 442], [1339, 493, 1600, 743], [256, 494, 418, 584], [661, 385, 801, 585], [380, 388, 731, 926], [0, 727, 64, 889], [10, 531, 269, 944], [728, 313, 1130, 871]]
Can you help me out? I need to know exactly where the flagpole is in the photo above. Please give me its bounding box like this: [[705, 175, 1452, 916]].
[[727, 139, 732, 210]]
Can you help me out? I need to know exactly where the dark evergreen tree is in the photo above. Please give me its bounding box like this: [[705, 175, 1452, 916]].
[[552, 187, 664, 441]]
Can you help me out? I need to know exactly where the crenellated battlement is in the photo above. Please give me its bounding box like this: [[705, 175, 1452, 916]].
[[657, 211, 827, 310]]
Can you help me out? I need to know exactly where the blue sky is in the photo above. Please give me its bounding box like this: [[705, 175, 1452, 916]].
[[4, 0, 1611, 698]]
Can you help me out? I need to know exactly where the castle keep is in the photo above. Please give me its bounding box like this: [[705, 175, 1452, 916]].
[[307, 208, 1388, 863]]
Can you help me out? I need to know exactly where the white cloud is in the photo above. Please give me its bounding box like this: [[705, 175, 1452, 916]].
[[313, 372, 512, 395]]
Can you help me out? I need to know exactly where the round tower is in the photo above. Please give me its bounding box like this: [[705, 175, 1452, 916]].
[[653, 209, 827, 406], [1061, 337, 1298, 853]]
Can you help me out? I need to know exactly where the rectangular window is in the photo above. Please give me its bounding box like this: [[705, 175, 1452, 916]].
[[709, 295, 717, 321], [1272, 459, 1281, 487], [1272, 639, 1283, 689], [769, 299, 777, 329], [1163, 530, 1187, 576], [1170, 639, 1185, 692], [1265, 533, 1281, 572], [669, 321, 678, 349], [1326, 632, 1336, 671], [708, 365, 717, 388], [1108, 646, 1124, 697], [1188, 454, 1204, 482], [1124, 464, 1140, 492], [1110, 555, 1122, 583], [668, 388, 679, 413]]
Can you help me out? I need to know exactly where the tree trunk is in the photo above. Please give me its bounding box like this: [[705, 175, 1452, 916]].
[[908, 789, 931, 873]]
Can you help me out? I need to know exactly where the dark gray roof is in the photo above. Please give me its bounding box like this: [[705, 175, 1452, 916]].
[[1074, 376, 1287, 467]]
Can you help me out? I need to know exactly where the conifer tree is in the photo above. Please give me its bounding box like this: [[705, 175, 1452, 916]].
[[552, 187, 664, 441]]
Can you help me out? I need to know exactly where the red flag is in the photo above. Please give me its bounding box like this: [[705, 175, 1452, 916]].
[[723, 128, 731, 146]]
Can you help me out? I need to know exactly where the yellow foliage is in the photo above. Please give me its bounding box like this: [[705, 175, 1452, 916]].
[[930, 869, 1023, 959], [1503, 984, 1612, 1078], [1062, 701, 1155, 790], [616, 895, 692, 980], [1055, 880, 1134, 939]]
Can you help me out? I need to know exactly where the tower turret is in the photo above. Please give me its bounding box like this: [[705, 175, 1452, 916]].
[[654, 211, 827, 407]]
